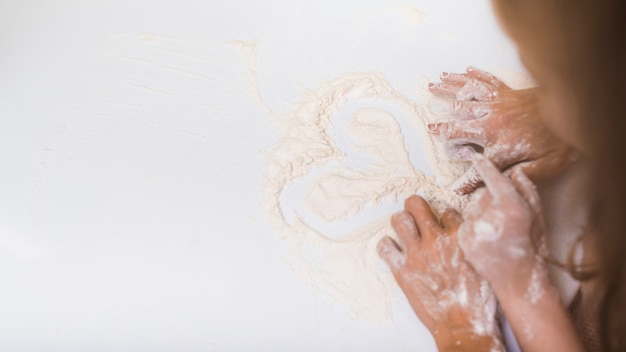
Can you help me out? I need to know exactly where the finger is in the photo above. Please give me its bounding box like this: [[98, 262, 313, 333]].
[[452, 146, 519, 194], [456, 79, 496, 102], [440, 72, 471, 85], [515, 147, 579, 182], [472, 154, 518, 200], [377, 236, 406, 270], [404, 195, 440, 242], [391, 211, 420, 252], [428, 72, 469, 97], [509, 165, 549, 255], [465, 66, 510, 90], [429, 81, 464, 98], [424, 198, 452, 219], [427, 119, 487, 143], [440, 208, 463, 232], [462, 188, 492, 221], [444, 141, 482, 161], [452, 166, 483, 195], [510, 166, 541, 215], [451, 100, 492, 120]]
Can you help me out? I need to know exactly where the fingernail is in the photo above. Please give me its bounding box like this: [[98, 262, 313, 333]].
[[440, 72, 449, 79], [427, 123, 439, 132], [467, 66, 475, 72], [428, 82, 435, 88], [455, 145, 477, 160]]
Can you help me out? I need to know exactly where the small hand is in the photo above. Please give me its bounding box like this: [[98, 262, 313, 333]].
[[458, 154, 547, 296], [377, 195, 503, 351], [428, 67, 577, 194], [458, 155, 586, 352]]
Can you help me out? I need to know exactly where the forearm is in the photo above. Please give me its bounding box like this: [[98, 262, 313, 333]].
[[496, 270, 585, 352]]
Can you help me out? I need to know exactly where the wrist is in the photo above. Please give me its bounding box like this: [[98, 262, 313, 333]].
[[494, 266, 586, 352], [434, 327, 503, 352], [490, 259, 550, 303]]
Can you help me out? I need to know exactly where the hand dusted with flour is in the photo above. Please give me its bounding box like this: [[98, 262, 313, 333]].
[[378, 195, 504, 351], [458, 154, 546, 293], [457, 154, 585, 352], [428, 67, 577, 194]]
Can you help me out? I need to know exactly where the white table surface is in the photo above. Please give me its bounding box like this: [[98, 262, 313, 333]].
[[0, 1, 524, 351]]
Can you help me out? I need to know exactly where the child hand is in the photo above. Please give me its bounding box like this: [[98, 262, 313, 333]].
[[458, 155, 587, 352], [428, 67, 577, 194], [458, 154, 547, 297], [378, 195, 504, 351]]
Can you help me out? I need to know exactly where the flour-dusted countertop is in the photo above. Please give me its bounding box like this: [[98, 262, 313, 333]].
[[0, 1, 525, 351]]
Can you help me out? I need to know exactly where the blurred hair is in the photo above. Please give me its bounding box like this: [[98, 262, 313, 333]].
[[544, 0, 626, 350], [495, 0, 626, 349], [573, 3, 625, 352]]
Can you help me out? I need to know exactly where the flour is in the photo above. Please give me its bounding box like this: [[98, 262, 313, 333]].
[[473, 219, 502, 242], [456, 78, 498, 102], [238, 33, 529, 323], [259, 71, 469, 321], [525, 261, 546, 305]]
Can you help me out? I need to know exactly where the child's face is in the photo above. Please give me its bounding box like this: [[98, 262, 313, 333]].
[[491, 0, 587, 152]]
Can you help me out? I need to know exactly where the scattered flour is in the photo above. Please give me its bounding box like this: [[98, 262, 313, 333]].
[[525, 262, 546, 305]]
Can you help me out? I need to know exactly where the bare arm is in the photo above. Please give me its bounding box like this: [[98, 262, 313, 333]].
[[497, 271, 585, 352]]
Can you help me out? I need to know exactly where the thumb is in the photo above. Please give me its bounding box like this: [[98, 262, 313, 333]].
[[515, 147, 579, 182]]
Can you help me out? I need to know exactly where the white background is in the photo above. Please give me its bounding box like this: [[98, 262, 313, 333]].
[[0, 1, 524, 351]]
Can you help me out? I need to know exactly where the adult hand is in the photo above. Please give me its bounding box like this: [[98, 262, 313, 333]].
[[377, 195, 504, 352], [428, 67, 577, 195]]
